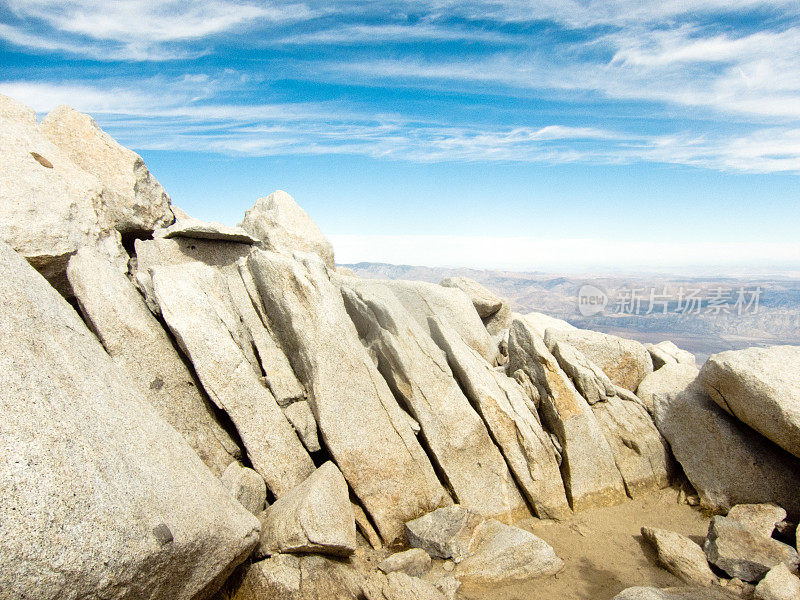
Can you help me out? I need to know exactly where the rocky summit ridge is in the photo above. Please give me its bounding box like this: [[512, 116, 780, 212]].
[[1, 93, 799, 600]]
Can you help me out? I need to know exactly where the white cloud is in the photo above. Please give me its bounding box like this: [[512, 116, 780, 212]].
[[274, 22, 515, 45], [3, 79, 798, 173], [2, 0, 314, 59], [405, 0, 800, 27], [330, 234, 800, 273]]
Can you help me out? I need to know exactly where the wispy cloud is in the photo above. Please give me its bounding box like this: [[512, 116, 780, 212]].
[[1, 0, 314, 60], [3, 79, 798, 173], [274, 22, 515, 45]]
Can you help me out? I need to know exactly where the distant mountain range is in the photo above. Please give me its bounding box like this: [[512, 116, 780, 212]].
[[342, 262, 800, 362]]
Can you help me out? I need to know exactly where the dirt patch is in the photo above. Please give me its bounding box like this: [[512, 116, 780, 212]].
[[454, 486, 710, 600]]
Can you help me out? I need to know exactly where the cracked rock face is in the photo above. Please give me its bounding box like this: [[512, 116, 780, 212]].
[[0, 239, 260, 600]]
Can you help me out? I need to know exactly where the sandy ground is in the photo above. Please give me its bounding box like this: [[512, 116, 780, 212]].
[[452, 486, 711, 600]]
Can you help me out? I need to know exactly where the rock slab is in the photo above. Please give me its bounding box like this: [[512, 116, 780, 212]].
[[0, 239, 259, 600]]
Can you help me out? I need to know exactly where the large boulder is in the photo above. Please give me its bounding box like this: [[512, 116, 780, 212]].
[[258, 462, 356, 557], [439, 276, 504, 318], [641, 527, 718, 587], [637, 363, 700, 416], [699, 346, 800, 459], [239, 190, 335, 268], [151, 262, 315, 497], [727, 504, 787, 539], [544, 328, 653, 391], [0, 94, 126, 295], [653, 376, 800, 517], [647, 341, 696, 370], [704, 516, 799, 582], [592, 395, 673, 498], [754, 563, 800, 600], [508, 319, 627, 511], [246, 250, 449, 544], [383, 279, 495, 363], [341, 280, 526, 518], [40, 104, 174, 235], [0, 239, 259, 599], [66, 247, 239, 476], [453, 519, 563, 585], [428, 316, 570, 520], [405, 506, 485, 562]]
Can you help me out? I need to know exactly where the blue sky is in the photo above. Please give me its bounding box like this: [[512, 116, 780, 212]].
[[1, 1, 799, 273]]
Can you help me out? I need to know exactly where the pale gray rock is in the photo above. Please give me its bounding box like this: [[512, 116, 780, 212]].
[[700, 346, 800, 459], [236, 257, 308, 407], [593, 395, 673, 498], [648, 341, 697, 370], [405, 506, 485, 562], [612, 587, 734, 600], [641, 527, 718, 587], [283, 400, 321, 453], [435, 576, 461, 600], [219, 554, 301, 600], [67, 247, 239, 476], [362, 572, 447, 600], [239, 190, 335, 267], [483, 303, 514, 339], [341, 280, 527, 519], [440, 276, 504, 317], [0, 91, 36, 123], [727, 505, 787, 539], [653, 376, 800, 516], [298, 555, 365, 600], [377, 549, 432, 577], [352, 503, 382, 550], [133, 235, 252, 314], [754, 563, 800, 600], [521, 311, 577, 338], [508, 318, 627, 512], [453, 519, 564, 585], [151, 262, 315, 497], [246, 249, 449, 544], [551, 339, 616, 405], [222, 553, 365, 600], [428, 316, 570, 520], [704, 516, 800, 582], [0, 94, 126, 295], [637, 363, 701, 416], [384, 279, 495, 362], [40, 104, 174, 234], [133, 236, 306, 407], [0, 239, 259, 600], [545, 328, 654, 392], [258, 462, 356, 557], [222, 463, 267, 516], [157, 217, 258, 244]]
